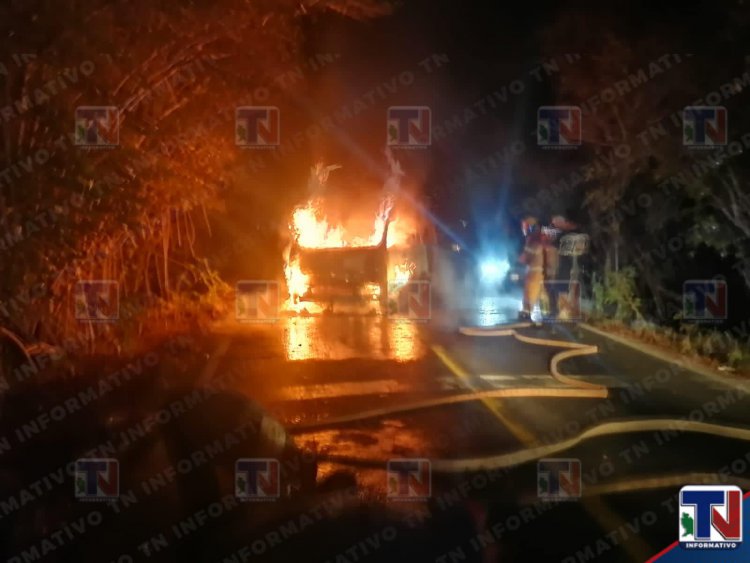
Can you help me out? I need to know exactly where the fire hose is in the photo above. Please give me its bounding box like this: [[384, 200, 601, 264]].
[[290, 322, 607, 435], [457, 322, 607, 392], [304, 418, 750, 474], [288, 323, 750, 483]]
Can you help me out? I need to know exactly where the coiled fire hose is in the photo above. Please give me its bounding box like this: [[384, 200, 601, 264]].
[[457, 322, 607, 392], [288, 323, 750, 487], [290, 322, 607, 435]]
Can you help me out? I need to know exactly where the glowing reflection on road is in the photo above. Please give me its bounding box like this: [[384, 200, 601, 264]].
[[284, 317, 315, 361], [385, 320, 424, 362], [476, 295, 522, 327], [477, 296, 505, 327], [297, 420, 429, 491], [283, 316, 425, 361]]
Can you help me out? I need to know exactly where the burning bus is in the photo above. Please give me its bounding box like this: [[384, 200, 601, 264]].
[[283, 157, 431, 315]]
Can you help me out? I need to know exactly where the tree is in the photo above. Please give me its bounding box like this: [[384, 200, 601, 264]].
[[537, 7, 750, 321], [0, 0, 393, 349]]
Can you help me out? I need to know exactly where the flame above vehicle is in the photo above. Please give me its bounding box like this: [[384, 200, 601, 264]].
[[282, 154, 419, 312], [290, 196, 406, 250]]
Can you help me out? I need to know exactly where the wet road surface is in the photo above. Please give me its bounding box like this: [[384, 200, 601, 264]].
[[201, 294, 750, 562]]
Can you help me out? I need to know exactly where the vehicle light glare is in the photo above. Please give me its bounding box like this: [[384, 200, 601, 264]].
[[480, 259, 510, 281]]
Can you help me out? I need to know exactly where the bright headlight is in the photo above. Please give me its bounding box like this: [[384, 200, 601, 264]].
[[480, 259, 510, 281]]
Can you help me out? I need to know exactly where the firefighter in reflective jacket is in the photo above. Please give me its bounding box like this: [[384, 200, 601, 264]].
[[542, 219, 563, 318], [518, 217, 544, 320]]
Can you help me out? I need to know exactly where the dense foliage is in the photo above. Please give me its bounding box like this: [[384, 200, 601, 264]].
[[534, 12, 750, 330], [0, 0, 392, 351]]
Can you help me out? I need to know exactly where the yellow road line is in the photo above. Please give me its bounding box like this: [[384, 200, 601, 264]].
[[431, 342, 651, 561], [431, 344, 536, 445], [582, 497, 653, 561]]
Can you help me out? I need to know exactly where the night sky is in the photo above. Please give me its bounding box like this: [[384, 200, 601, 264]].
[[293, 0, 746, 228]]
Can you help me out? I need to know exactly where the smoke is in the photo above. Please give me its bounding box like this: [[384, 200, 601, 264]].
[[377, 148, 404, 223], [383, 147, 404, 196], [307, 162, 342, 198], [432, 250, 473, 305]]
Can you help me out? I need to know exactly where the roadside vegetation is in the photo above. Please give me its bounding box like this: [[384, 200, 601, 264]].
[[0, 0, 392, 357], [591, 268, 750, 375], [532, 15, 750, 376]]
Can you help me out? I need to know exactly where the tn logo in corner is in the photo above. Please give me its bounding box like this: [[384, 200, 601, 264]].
[[679, 485, 743, 550]]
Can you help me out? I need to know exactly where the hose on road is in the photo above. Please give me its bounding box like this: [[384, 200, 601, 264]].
[[429, 418, 750, 472], [458, 322, 607, 392], [288, 386, 607, 433], [310, 418, 750, 472], [289, 322, 608, 433], [582, 473, 750, 497], [288, 322, 750, 488]]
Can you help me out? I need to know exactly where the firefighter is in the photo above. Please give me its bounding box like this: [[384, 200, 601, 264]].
[[518, 216, 544, 321], [549, 214, 584, 319], [542, 217, 563, 318]]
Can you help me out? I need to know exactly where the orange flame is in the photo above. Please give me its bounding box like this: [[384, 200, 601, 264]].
[[283, 198, 416, 311], [282, 156, 418, 313], [289, 197, 409, 250], [284, 254, 310, 306], [392, 260, 415, 289]]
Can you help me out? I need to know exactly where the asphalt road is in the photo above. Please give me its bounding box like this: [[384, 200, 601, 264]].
[[202, 294, 750, 562], [3, 294, 749, 563]]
